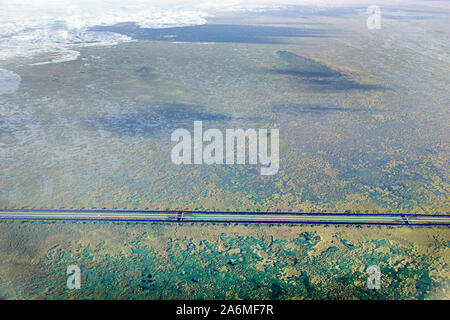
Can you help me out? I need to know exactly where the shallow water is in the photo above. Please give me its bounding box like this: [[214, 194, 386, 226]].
[[0, 4, 448, 300]]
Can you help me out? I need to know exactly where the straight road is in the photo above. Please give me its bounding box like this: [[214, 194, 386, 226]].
[[0, 209, 449, 226]]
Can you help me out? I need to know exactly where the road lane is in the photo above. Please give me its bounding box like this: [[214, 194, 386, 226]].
[[0, 209, 449, 226]]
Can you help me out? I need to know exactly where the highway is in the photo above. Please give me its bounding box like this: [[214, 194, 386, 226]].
[[0, 209, 449, 226]]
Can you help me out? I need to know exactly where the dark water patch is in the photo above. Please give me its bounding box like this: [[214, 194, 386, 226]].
[[306, 78, 388, 91], [153, 104, 231, 122], [276, 50, 342, 77], [248, 21, 325, 26], [269, 283, 283, 299], [84, 103, 232, 137], [273, 103, 365, 117], [264, 50, 389, 92], [90, 23, 331, 44], [0, 117, 27, 136], [134, 65, 158, 80], [416, 274, 433, 299], [263, 68, 340, 78]]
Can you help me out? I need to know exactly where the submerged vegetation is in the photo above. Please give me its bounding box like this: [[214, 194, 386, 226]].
[[0, 221, 448, 299]]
